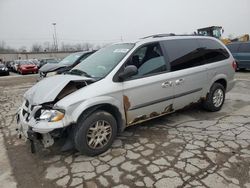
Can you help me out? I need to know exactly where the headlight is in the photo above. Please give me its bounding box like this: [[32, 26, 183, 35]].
[[47, 71, 57, 77], [39, 109, 65, 122]]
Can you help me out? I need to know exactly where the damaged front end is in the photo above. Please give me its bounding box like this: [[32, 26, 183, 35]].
[[16, 75, 95, 153]]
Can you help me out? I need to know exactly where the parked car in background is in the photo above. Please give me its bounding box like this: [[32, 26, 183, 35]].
[[13, 60, 21, 72], [5, 61, 14, 71], [17, 60, 38, 74], [17, 35, 235, 156], [39, 51, 95, 79], [39, 58, 59, 68], [0, 63, 9, 76], [29, 59, 40, 68], [227, 42, 250, 70]]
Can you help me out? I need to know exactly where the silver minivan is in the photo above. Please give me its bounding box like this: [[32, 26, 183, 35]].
[[17, 35, 236, 156]]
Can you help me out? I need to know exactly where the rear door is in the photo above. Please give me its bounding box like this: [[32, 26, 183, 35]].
[[162, 39, 208, 110], [120, 42, 175, 126]]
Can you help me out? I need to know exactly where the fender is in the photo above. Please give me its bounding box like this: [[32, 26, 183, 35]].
[[70, 96, 125, 123], [208, 74, 227, 93]]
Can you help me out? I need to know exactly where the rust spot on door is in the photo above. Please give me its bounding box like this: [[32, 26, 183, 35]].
[[123, 95, 131, 124], [162, 104, 173, 114], [129, 115, 147, 125], [150, 112, 160, 117], [123, 95, 131, 111]]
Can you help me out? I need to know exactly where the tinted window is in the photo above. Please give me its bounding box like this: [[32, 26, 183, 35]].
[[163, 39, 204, 71], [125, 42, 167, 78], [238, 43, 250, 53], [227, 43, 240, 53], [199, 39, 230, 64]]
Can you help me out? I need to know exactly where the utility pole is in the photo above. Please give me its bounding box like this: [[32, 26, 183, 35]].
[[52, 23, 58, 51]]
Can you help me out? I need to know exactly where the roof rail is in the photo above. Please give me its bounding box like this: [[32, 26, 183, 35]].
[[141, 33, 175, 39], [141, 33, 203, 39]]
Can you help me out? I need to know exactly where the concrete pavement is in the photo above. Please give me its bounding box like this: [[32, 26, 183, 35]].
[[0, 72, 250, 188]]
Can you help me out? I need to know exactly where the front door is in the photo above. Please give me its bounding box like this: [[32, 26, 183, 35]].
[[121, 42, 175, 126]]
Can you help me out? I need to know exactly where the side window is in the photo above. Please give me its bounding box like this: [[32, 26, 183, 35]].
[[227, 43, 240, 53], [125, 43, 167, 77], [163, 39, 204, 72], [199, 39, 230, 64], [238, 43, 250, 53]]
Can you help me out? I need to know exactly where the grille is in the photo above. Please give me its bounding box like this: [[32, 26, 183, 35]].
[[23, 100, 31, 122], [22, 99, 41, 122], [22, 108, 30, 121]]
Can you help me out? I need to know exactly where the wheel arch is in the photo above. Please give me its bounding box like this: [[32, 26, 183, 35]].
[[214, 78, 227, 90], [76, 104, 125, 133], [71, 97, 126, 133], [209, 74, 228, 92]]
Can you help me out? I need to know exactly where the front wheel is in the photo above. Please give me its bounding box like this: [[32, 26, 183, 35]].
[[202, 83, 225, 112], [74, 110, 117, 156]]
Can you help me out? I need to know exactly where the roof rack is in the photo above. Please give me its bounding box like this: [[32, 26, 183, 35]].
[[141, 33, 203, 39], [141, 33, 175, 39]]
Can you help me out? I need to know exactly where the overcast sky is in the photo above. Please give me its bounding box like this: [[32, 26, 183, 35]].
[[0, 0, 250, 49]]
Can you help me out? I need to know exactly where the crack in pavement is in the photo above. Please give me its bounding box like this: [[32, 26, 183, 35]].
[[0, 79, 250, 188]]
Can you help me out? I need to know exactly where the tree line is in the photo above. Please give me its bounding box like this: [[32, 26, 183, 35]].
[[0, 41, 105, 53]]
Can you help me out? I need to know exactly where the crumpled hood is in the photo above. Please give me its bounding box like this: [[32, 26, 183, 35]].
[[39, 63, 66, 73], [24, 74, 92, 105]]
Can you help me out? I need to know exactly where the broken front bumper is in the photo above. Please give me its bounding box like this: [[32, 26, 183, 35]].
[[16, 101, 65, 134], [16, 101, 65, 148]]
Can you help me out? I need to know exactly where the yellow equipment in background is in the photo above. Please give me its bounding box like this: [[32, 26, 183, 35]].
[[197, 26, 224, 39], [197, 26, 249, 45]]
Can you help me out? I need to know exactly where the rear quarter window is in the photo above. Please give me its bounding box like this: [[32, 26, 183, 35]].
[[198, 39, 230, 64]]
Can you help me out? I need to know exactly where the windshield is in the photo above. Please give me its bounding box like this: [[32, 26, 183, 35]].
[[70, 43, 134, 78], [59, 52, 83, 65]]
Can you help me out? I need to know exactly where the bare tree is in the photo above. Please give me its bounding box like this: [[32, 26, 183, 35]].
[[43, 41, 53, 52], [19, 46, 27, 52], [0, 40, 16, 53], [31, 43, 43, 52]]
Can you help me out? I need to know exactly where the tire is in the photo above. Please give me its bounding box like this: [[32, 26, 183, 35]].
[[74, 110, 117, 156], [202, 83, 225, 112]]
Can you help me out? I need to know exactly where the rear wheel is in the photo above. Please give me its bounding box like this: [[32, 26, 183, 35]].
[[202, 83, 225, 112], [74, 110, 117, 156]]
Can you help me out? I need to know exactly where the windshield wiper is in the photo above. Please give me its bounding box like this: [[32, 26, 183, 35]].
[[67, 69, 92, 77]]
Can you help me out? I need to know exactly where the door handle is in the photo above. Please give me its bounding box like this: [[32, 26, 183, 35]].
[[162, 81, 173, 88], [175, 78, 184, 85]]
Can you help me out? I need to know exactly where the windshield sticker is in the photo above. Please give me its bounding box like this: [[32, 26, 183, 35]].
[[113, 49, 129, 53]]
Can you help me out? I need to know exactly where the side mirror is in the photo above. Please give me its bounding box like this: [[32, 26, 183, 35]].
[[118, 65, 138, 81]]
